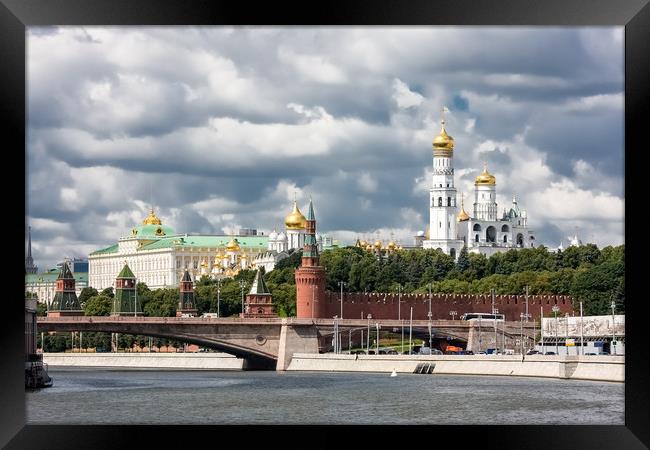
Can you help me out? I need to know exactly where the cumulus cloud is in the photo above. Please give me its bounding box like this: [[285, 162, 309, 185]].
[[26, 27, 624, 269]]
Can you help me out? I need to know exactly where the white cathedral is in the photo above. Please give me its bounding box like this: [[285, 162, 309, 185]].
[[416, 113, 536, 259]]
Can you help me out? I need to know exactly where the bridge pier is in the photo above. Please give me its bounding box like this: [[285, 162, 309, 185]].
[[276, 322, 320, 371]]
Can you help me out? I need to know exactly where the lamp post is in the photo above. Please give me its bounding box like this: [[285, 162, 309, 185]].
[[565, 313, 570, 355], [580, 301, 584, 356], [348, 329, 352, 354], [428, 283, 433, 351], [376, 322, 380, 354], [338, 281, 345, 320], [478, 315, 482, 353], [539, 306, 546, 355], [409, 307, 413, 355], [610, 300, 616, 355], [524, 285, 529, 322], [367, 314, 372, 353], [397, 284, 402, 321], [239, 280, 246, 316], [333, 315, 338, 354], [491, 288, 498, 353], [449, 310, 457, 321], [520, 313, 530, 355], [216, 278, 221, 318], [552, 305, 560, 355]]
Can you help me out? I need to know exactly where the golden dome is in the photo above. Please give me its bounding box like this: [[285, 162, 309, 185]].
[[359, 240, 368, 248], [241, 253, 248, 259], [457, 194, 470, 222], [457, 207, 470, 222], [475, 163, 496, 186], [387, 241, 397, 251], [374, 240, 383, 250], [285, 201, 307, 230], [226, 238, 241, 252], [143, 208, 162, 225], [200, 259, 208, 268]]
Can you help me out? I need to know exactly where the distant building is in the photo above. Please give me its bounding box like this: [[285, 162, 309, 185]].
[[25, 267, 88, 306], [88, 208, 269, 290], [25, 226, 38, 274], [57, 257, 88, 274], [539, 314, 625, 355]]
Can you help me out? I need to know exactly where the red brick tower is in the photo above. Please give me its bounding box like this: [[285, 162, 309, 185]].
[[242, 268, 277, 318], [295, 198, 327, 318], [176, 269, 198, 317]]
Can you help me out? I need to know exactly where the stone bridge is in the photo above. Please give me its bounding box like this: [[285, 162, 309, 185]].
[[37, 317, 537, 369]]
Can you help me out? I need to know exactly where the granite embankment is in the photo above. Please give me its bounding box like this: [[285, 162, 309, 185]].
[[43, 352, 244, 370], [286, 354, 624, 382]]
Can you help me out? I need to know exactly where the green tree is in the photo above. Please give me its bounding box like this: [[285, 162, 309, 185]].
[[36, 302, 47, 316], [78, 287, 99, 306], [100, 287, 115, 298], [84, 295, 112, 316]]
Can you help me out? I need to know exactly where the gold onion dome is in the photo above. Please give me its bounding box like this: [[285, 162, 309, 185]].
[[143, 208, 162, 225], [475, 163, 496, 186], [432, 120, 454, 157], [387, 241, 397, 250], [226, 238, 241, 252], [374, 240, 383, 250], [457, 206, 470, 222], [285, 201, 307, 230]]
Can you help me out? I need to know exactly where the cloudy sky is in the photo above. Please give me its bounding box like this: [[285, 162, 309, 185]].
[[26, 27, 624, 270]]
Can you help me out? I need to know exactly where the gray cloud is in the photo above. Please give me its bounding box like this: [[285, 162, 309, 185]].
[[26, 27, 624, 270]]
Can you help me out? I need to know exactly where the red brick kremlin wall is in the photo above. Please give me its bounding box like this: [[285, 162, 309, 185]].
[[310, 291, 574, 321]]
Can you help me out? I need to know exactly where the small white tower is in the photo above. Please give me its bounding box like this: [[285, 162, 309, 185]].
[[473, 163, 498, 221]]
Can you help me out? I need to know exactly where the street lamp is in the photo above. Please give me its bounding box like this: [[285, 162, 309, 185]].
[[334, 316, 339, 353], [239, 280, 246, 315], [565, 313, 570, 354], [610, 300, 616, 355], [367, 314, 372, 353], [580, 301, 584, 356], [409, 307, 413, 355], [428, 283, 433, 351], [397, 283, 402, 321], [376, 322, 380, 354], [520, 313, 531, 355], [449, 310, 457, 321], [491, 288, 498, 353], [338, 281, 346, 320], [552, 305, 560, 355], [216, 278, 221, 318]]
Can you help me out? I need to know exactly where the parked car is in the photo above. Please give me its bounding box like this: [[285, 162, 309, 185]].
[[526, 350, 540, 355], [477, 351, 487, 355], [462, 350, 474, 355], [544, 351, 556, 355]]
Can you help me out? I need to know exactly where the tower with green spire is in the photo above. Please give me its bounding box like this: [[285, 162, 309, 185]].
[[47, 262, 83, 317], [242, 267, 276, 318], [111, 262, 142, 316], [176, 269, 197, 317], [295, 197, 327, 318]]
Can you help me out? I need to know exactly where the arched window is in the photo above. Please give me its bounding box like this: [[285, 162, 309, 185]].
[[447, 197, 451, 206], [475, 234, 479, 242], [438, 197, 443, 206], [473, 224, 481, 232], [503, 235, 508, 243], [486, 226, 496, 243], [516, 234, 524, 247], [450, 248, 456, 259], [501, 224, 510, 233]]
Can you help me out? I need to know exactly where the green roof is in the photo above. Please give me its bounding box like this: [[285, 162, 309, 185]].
[[249, 268, 270, 294], [139, 235, 269, 251], [90, 244, 119, 255], [117, 263, 135, 279], [128, 223, 176, 238], [58, 263, 74, 280]]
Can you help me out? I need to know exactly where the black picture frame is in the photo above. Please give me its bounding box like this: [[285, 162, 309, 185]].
[[3, 0, 648, 447]]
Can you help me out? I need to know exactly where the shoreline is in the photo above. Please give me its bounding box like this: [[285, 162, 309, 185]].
[[42, 352, 624, 382]]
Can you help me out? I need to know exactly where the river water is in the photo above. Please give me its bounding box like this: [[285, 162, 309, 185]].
[[26, 369, 624, 425]]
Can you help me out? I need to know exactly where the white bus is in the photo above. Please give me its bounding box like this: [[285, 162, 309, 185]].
[[460, 312, 505, 321]]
